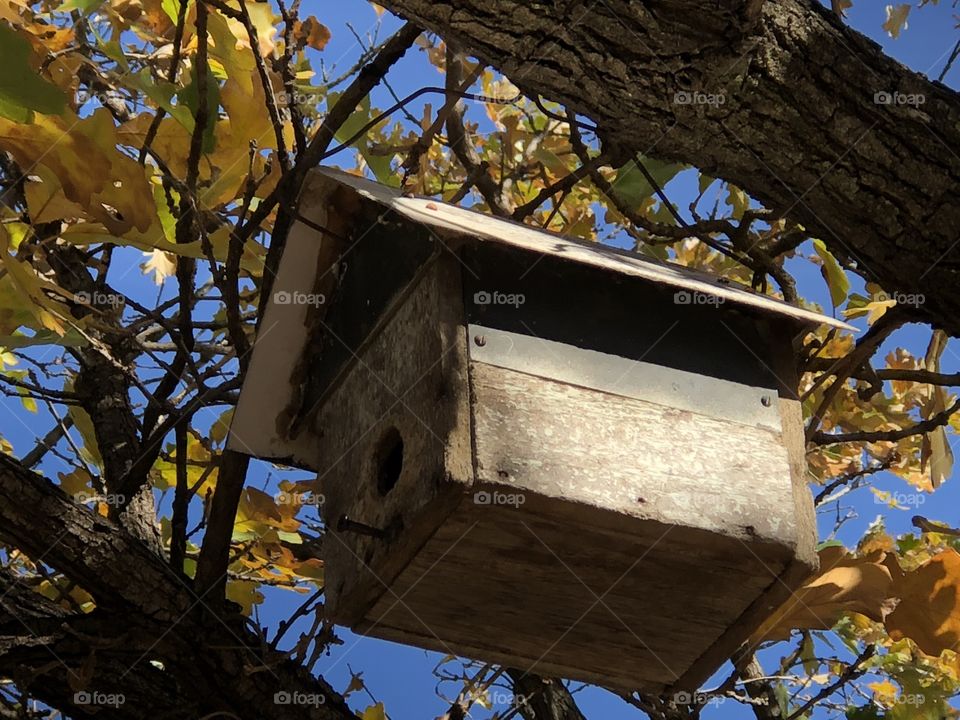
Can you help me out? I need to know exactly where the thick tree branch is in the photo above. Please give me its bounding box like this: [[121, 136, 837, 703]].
[[0, 455, 357, 720], [377, 0, 960, 334], [507, 670, 587, 720], [805, 358, 960, 387]]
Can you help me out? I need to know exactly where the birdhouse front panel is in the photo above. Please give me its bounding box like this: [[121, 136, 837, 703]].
[[229, 168, 852, 693]]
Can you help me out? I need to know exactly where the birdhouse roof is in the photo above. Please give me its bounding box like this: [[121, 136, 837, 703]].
[[312, 166, 852, 330], [228, 167, 854, 467]]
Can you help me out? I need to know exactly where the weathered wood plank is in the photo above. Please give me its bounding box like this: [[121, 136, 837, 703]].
[[317, 255, 472, 624], [365, 501, 787, 690], [469, 361, 802, 545]]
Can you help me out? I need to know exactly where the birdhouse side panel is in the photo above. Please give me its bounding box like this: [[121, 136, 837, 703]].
[[316, 255, 473, 625]]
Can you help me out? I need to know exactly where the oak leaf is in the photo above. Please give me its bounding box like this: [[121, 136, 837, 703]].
[[751, 546, 898, 644], [886, 549, 960, 657]]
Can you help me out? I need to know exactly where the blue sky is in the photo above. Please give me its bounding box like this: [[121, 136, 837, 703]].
[[3, 1, 959, 718]]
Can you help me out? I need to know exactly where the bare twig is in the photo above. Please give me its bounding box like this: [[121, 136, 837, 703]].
[[512, 153, 607, 221], [804, 310, 906, 441], [784, 645, 875, 720], [445, 47, 511, 216], [138, 0, 189, 163]]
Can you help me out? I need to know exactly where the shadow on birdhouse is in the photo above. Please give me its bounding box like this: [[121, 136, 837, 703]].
[[230, 167, 851, 693]]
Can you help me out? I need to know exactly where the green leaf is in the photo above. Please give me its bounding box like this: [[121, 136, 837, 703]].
[[180, 63, 220, 153], [813, 238, 850, 308], [363, 150, 398, 187], [330, 93, 400, 186], [161, 0, 189, 24], [0, 25, 67, 121], [846, 706, 882, 720], [97, 39, 130, 73], [128, 69, 194, 132], [698, 172, 716, 194], [58, 0, 104, 13], [800, 633, 818, 676], [816, 539, 846, 551], [610, 157, 683, 209], [331, 92, 371, 146], [0, 329, 86, 348]]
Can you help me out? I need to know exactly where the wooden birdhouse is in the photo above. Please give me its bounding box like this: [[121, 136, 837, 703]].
[[230, 167, 850, 693]]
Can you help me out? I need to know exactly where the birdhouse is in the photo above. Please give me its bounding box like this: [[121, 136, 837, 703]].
[[229, 167, 850, 693]]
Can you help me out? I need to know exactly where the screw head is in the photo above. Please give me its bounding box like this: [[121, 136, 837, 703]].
[[761, 395, 773, 407], [474, 335, 486, 347]]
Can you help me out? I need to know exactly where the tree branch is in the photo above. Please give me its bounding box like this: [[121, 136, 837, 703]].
[[376, 0, 960, 334]]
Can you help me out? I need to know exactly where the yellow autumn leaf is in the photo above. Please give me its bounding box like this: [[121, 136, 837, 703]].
[[299, 16, 331, 51], [0, 109, 159, 235], [869, 680, 900, 707], [225, 579, 264, 615], [832, 0, 853, 17], [887, 549, 960, 657], [23, 165, 90, 224], [225, 2, 278, 56], [360, 702, 386, 720], [883, 4, 911, 38], [208, 10, 255, 94], [58, 468, 93, 498], [0, 226, 73, 335], [750, 546, 898, 644], [920, 330, 953, 489]]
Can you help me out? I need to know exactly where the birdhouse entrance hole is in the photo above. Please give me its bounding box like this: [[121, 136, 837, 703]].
[[374, 427, 403, 496]]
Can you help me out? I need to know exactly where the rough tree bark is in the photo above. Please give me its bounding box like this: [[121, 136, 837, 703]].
[[377, 0, 960, 333], [0, 454, 357, 720]]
